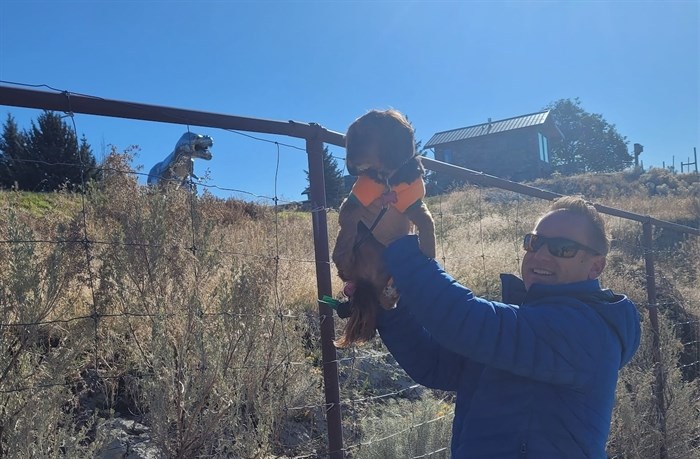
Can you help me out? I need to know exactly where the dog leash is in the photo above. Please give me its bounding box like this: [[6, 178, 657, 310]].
[[351, 207, 388, 250], [352, 185, 395, 250]]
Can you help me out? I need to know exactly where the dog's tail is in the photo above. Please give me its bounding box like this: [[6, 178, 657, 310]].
[[334, 279, 379, 348]]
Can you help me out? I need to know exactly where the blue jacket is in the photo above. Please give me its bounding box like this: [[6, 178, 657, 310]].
[[377, 236, 641, 458]]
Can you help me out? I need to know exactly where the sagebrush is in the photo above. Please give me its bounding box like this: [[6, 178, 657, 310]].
[[0, 152, 698, 458]]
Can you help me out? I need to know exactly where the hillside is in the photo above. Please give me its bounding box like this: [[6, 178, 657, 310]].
[[0, 162, 698, 458]]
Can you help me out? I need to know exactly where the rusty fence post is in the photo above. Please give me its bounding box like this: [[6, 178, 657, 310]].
[[642, 219, 667, 459], [306, 129, 344, 458]]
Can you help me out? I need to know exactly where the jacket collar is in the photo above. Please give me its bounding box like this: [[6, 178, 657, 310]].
[[499, 274, 639, 367], [499, 273, 609, 305]]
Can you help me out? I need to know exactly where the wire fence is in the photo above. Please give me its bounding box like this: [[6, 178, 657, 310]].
[[0, 84, 699, 458]]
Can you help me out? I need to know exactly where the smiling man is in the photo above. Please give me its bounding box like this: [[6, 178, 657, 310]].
[[521, 197, 608, 291], [371, 196, 641, 458]]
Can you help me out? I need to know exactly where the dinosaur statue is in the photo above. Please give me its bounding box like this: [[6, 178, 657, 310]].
[[147, 132, 213, 187]]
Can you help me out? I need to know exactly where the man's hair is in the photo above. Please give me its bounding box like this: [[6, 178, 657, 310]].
[[549, 196, 610, 255], [346, 109, 415, 171]]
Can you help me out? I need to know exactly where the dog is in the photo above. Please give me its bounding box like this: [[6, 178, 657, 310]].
[[332, 109, 436, 348]]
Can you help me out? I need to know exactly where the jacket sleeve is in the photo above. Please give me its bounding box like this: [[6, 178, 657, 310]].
[[384, 236, 609, 386], [376, 303, 481, 391]]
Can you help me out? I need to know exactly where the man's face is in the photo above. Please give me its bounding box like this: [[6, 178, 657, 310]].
[[521, 210, 606, 290]]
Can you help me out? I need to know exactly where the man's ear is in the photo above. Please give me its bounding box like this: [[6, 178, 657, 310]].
[[588, 256, 606, 280]]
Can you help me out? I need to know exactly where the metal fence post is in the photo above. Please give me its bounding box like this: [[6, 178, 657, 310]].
[[306, 128, 344, 458], [642, 219, 667, 458]]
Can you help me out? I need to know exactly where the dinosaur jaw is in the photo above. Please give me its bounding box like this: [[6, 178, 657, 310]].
[[193, 142, 213, 160], [194, 149, 213, 161]]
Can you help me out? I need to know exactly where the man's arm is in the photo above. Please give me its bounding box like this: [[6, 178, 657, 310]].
[[377, 303, 478, 391], [384, 236, 610, 386]]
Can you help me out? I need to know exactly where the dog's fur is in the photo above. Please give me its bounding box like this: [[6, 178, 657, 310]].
[[332, 109, 436, 348]]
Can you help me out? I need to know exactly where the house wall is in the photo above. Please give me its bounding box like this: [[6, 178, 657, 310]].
[[435, 127, 551, 182]]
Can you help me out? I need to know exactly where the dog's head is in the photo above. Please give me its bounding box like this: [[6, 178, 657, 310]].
[[345, 109, 415, 182]]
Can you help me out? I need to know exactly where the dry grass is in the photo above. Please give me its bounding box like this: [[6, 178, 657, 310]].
[[0, 153, 698, 458]]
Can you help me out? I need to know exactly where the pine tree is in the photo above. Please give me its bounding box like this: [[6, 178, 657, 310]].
[[78, 134, 100, 185], [27, 111, 77, 190], [303, 146, 345, 208], [0, 114, 29, 189], [3, 111, 99, 191]]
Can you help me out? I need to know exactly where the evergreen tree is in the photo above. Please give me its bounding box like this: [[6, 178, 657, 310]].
[[0, 114, 29, 189], [546, 98, 633, 174], [303, 146, 345, 208], [1, 111, 99, 191], [27, 111, 78, 190], [78, 134, 100, 185]]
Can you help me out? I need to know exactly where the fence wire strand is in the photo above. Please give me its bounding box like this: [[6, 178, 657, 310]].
[[0, 95, 698, 458]]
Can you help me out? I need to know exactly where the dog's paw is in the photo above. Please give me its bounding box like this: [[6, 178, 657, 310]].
[[382, 284, 397, 298], [380, 283, 399, 310]]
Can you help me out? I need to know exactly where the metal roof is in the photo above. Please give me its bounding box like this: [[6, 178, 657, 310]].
[[425, 110, 552, 148]]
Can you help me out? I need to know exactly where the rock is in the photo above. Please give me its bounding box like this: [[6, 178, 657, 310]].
[[95, 418, 160, 459]]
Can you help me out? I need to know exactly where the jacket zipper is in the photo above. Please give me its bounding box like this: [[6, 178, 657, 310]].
[[520, 441, 527, 458]]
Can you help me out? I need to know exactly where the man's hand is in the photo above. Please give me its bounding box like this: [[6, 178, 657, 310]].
[[368, 207, 416, 248]]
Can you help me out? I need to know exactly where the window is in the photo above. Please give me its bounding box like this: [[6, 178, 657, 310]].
[[443, 149, 453, 163], [538, 133, 549, 163]]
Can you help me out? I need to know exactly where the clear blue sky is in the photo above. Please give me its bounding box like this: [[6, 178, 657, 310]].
[[1, 1, 698, 203]]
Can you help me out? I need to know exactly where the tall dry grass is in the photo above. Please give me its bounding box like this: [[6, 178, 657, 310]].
[[0, 153, 698, 458]]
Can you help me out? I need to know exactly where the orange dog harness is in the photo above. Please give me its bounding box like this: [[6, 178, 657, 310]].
[[349, 175, 425, 213]]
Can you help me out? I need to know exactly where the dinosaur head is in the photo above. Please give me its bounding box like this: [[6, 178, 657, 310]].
[[175, 132, 214, 161]]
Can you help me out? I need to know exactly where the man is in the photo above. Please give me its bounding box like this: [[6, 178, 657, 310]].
[[375, 196, 641, 458]]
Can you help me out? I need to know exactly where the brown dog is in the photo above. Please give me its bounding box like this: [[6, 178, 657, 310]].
[[332, 109, 436, 348]]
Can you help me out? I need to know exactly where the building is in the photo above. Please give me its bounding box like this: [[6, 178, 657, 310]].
[[425, 110, 564, 182]]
